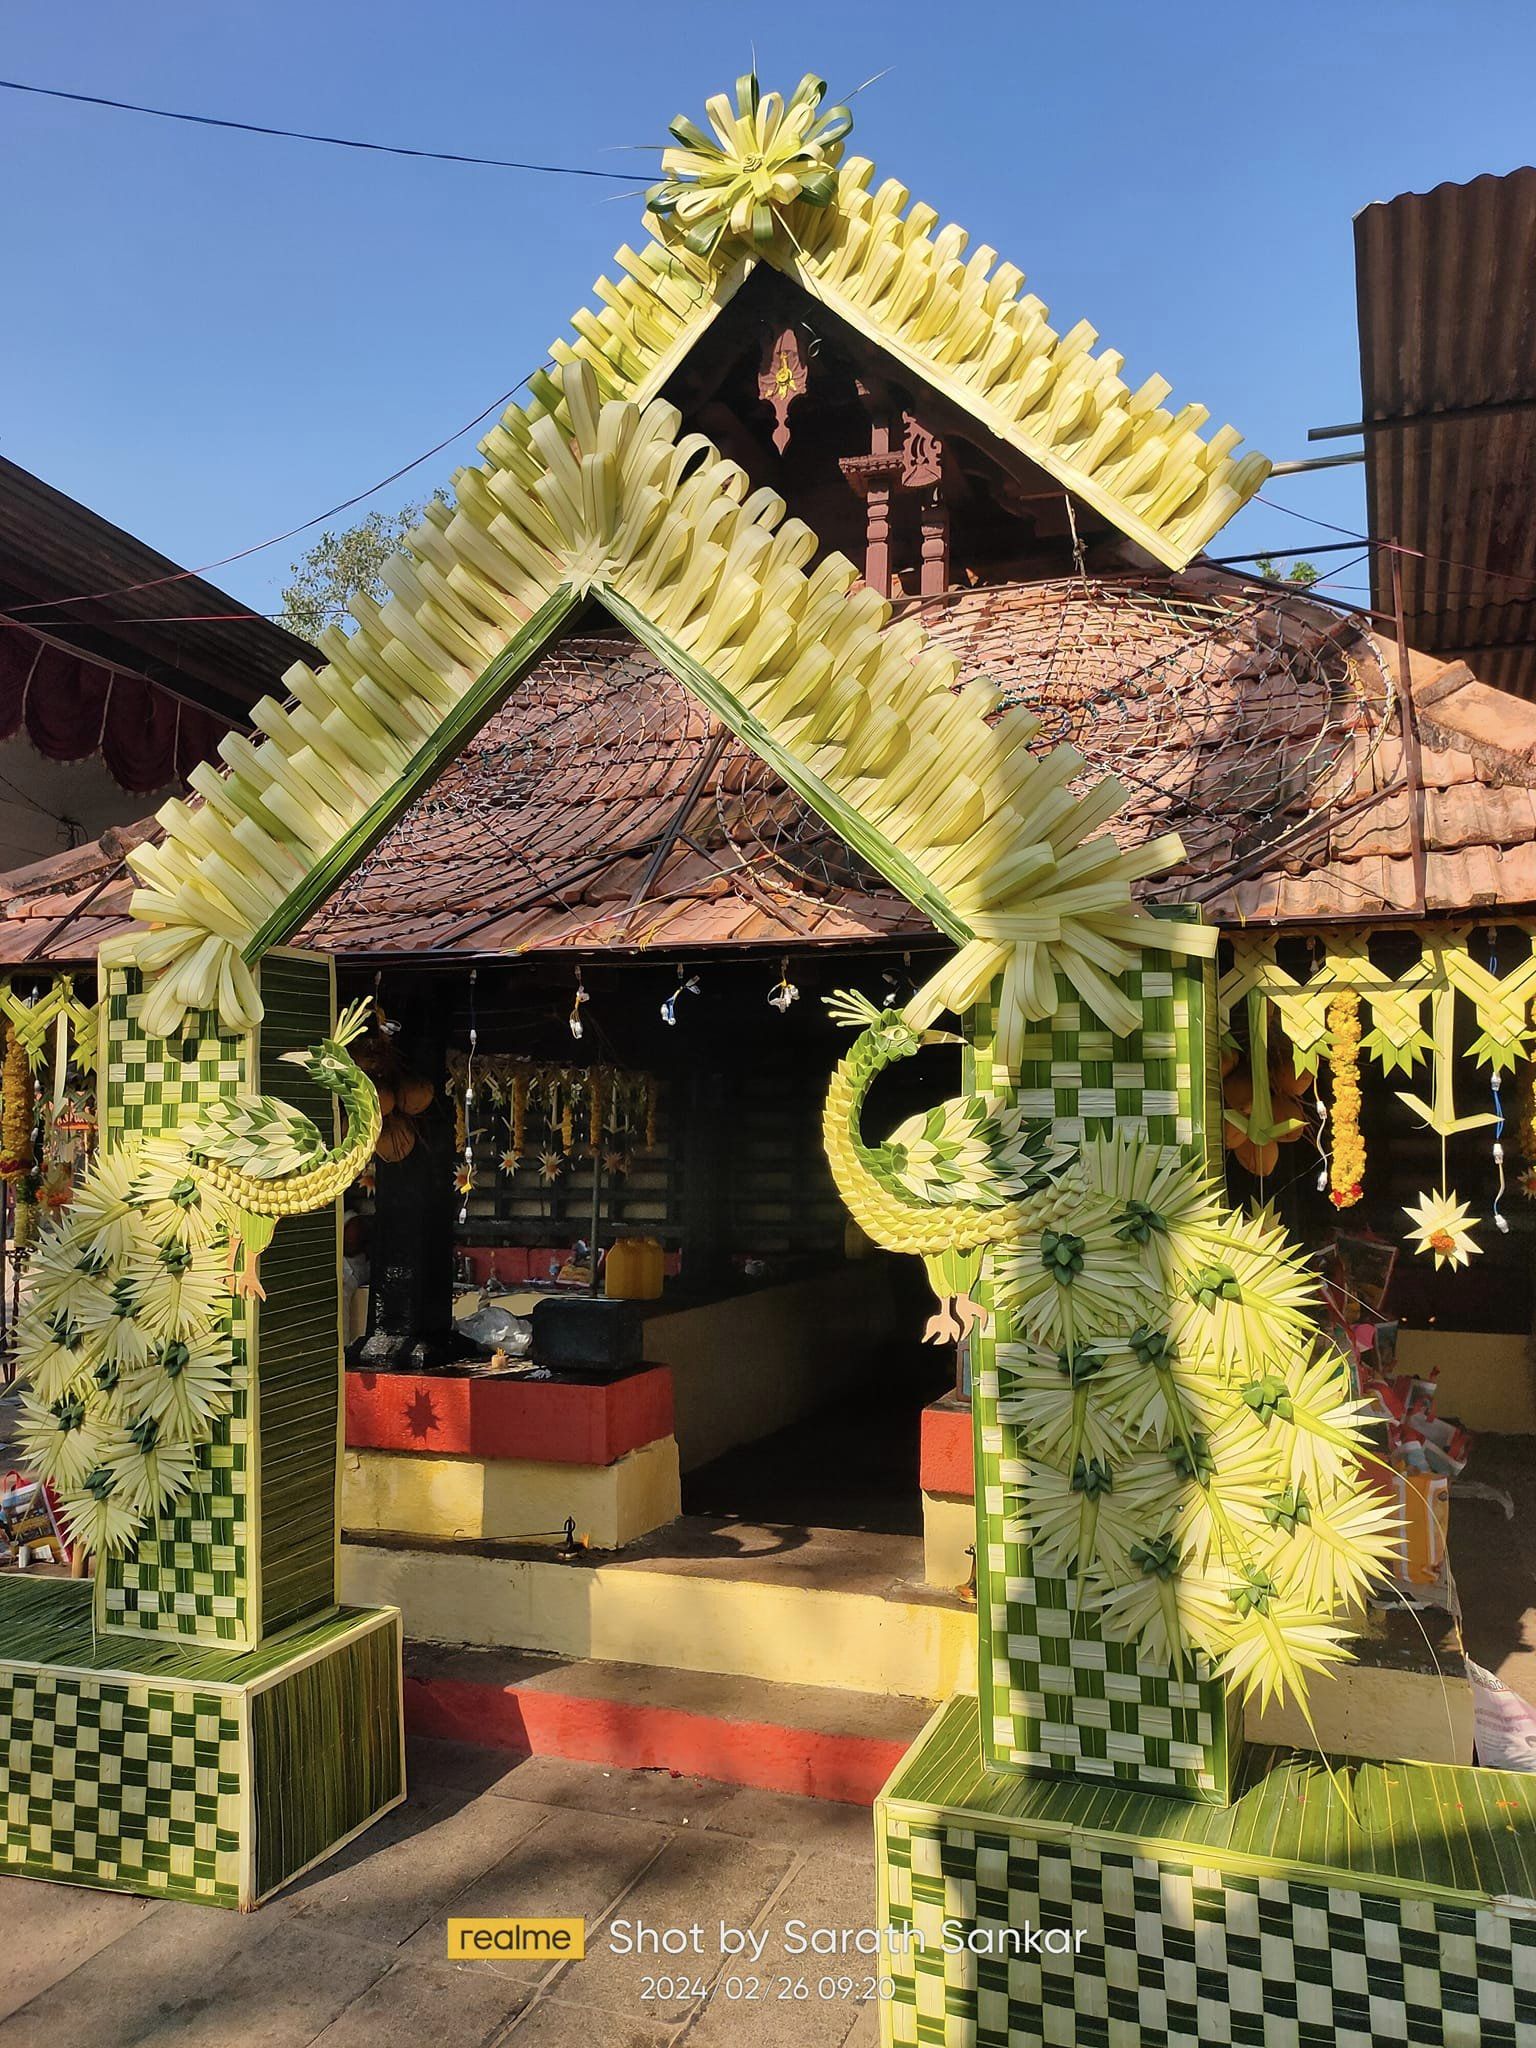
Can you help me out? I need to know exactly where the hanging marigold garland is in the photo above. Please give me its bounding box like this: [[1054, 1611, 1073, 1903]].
[[1326, 992, 1365, 1207], [0, 1023, 36, 1184], [511, 1071, 529, 1157], [1518, 993, 1536, 1198]]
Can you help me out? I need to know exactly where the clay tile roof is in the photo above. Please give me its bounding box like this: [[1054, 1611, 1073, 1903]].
[[6, 573, 1536, 968]]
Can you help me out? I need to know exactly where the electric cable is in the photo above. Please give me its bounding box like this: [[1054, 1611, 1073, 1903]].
[[0, 77, 635, 181]]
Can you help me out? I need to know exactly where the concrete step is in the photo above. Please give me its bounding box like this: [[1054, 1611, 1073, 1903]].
[[404, 1642, 932, 1804], [343, 1520, 974, 1700]]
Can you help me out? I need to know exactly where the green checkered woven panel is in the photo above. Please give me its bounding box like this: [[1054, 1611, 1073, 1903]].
[[0, 1665, 243, 1904], [99, 963, 253, 1645], [877, 1698, 1536, 2048], [965, 946, 1239, 1799]]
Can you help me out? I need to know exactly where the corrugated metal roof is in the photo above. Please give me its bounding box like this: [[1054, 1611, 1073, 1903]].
[[1356, 169, 1536, 699], [0, 456, 314, 724]]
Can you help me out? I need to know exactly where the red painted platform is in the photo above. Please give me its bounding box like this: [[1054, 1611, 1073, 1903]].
[[405, 1650, 924, 1805], [346, 1365, 674, 1466], [919, 1398, 974, 1498]]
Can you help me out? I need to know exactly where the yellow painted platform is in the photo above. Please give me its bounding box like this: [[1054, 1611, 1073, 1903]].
[[341, 1438, 682, 1551], [1399, 1327, 1536, 1433]]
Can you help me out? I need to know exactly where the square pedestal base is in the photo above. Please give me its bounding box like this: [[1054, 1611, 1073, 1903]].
[[1, 1575, 403, 1909], [876, 1693, 1536, 2047]]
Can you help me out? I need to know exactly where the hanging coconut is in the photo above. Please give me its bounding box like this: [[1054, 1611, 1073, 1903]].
[[396, 1075, 435, 1115], [374, 1083, 397, 1118], [374, 1112, 417, 1164]]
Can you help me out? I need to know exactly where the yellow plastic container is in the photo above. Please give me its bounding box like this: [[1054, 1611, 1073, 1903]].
[[605, 1236, 665, 1300]]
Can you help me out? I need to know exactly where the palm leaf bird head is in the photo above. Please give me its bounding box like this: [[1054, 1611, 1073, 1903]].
[[278, 996, 375, 1092]]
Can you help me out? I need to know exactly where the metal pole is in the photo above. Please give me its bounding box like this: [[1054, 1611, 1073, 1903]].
[[588, 1143, 602, 1296]]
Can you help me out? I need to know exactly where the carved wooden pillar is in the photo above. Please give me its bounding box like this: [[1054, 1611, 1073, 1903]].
[[918, 494, 950, 596], [902, 416, 951, 596], [839, 392, 954, 598]]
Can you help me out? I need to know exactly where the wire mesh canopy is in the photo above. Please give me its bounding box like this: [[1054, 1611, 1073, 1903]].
[[718, 573, 1394, 907]]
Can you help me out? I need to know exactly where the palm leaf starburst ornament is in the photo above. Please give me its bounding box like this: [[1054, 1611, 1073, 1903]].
[[647, 71, 852, 254], [1403, 1187, 1482, 1269]]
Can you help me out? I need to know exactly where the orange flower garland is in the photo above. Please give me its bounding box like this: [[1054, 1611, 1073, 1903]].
[[0, 1025, 34, 1183], [1327, 992, 1365, 1207]]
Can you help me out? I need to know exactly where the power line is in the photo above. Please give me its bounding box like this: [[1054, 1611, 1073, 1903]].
[[3, 370, 543, 617], [0, 77, 636, 181]]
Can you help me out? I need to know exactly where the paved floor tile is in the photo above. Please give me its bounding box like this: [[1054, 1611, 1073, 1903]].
[[676, 1850, 884, 2047], [497, 1992, 680, 2044], [556, 1828, 795, 2023], [287, 1786, 550, 1948], [702, 1786, 877, 1858], [402, 1804, 671, 1983], [0, 1877, 162, 2021], [488, 1753, 743, 1827], [306, 1957, 529, 2047]]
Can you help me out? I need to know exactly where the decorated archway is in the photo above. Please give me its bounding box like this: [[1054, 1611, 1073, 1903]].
[[6, 74, 1524, 2048]]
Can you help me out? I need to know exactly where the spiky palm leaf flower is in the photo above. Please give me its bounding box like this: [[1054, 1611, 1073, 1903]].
[[1402, 1187, 1482, 1270], [1217, 1572, 1356, 1713], [993, 1195, 1161, 1352], [994, 1336, 1136, 1470], [1164, 1206, 1319, 1377], [1007, 1449, 1175, 1586], [1253, 1478, 1403, 1618], [13, 1389, 108, 1493], [1234, 1346, 1380, 1500], [24, 1231, 113, 1321], [1165, 1411, 1276, 1571], [1094, 1539, 1235, 1670], [15, 1306, 95, 1405], [133, 1333, 236, 1445], [126, 1238, 229, 1343], [1109, 1323, 1232, 1444], [74, 1276, 152, 1399], [66, 1149, 143, 1264], [104, 1413, 200, 1520], [59, 1466, 138, 1559], [1075, 1135, 1224, 1289], [131, 1139, 228, 1250]]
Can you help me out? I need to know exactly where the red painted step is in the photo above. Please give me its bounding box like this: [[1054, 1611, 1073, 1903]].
[[347, 1364, 674, 1466], [404, 1645, 930, 1806]]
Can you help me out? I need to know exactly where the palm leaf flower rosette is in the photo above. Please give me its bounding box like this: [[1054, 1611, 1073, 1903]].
[[14, 1000, 379, 1559], [646, 72, 852, 255]]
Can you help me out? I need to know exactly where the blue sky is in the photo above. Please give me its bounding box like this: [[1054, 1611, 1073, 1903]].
[[4, 1, 1533, 618]]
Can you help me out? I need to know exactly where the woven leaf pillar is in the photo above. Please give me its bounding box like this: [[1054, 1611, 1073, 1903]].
[[95, 947, 343, 1648], [966, 942, 1242, 1801], [1, 943, 403, 1907]]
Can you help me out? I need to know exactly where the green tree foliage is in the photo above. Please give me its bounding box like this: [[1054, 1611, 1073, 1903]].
[[1252, 555, 1320, 588], [279, 496, 445, 641]]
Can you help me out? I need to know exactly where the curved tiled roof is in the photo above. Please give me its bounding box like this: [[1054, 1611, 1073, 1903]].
[[5, 574, 1535, 967]]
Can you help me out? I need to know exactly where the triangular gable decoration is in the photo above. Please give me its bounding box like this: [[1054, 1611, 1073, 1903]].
[[554, 72, 1270, 569], [127, 358, 1216, 1063]]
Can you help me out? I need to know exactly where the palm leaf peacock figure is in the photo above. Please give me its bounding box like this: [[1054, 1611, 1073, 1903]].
[[14, 998, 380, 1559], [823, 988, 1400, 1713]]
